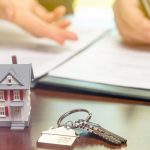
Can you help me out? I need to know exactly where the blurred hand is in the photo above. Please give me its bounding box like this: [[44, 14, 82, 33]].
[[0, 0, 78, 44], [113, 0, 150, 45]]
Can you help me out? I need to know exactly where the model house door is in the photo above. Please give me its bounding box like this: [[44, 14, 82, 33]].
[[12, 107, 22, 121]]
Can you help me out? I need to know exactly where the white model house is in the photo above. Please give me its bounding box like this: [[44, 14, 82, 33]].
[[0, 56, 33, 130]]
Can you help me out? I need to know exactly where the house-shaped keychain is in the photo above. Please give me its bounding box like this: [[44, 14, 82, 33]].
[[0, 56, 33, 130]]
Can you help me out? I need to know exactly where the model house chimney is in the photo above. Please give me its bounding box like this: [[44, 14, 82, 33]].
[[12, 56, 17, 64]]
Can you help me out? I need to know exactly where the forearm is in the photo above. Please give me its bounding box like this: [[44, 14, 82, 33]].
[[113, 0, 150, 45]]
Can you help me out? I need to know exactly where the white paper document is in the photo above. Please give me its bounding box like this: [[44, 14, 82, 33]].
[[0, 20, 109, 79], [50, 31, 150, 90]]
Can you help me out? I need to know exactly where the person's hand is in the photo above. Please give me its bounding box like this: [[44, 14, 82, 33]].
[[113, 0, 150, 45], [0, 0, 78, 44]]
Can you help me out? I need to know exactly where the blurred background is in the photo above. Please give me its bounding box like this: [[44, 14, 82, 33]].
[[38, 0, 115, 14]]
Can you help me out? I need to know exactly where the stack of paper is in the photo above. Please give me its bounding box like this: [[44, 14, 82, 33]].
[[50, 31, 150, 90]]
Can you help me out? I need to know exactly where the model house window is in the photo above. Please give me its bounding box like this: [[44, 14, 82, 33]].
[[14, 91, 20, 100], [0, 91, 4, 100], [14, 107, 20, 113], [7, 75, 12, 85], [0, 107, 5, 116]]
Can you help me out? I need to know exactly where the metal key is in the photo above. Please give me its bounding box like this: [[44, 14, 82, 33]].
[[75, 119, 127, 145]]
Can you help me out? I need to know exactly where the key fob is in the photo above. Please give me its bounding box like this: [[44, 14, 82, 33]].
[[37, 126, 79, 149]]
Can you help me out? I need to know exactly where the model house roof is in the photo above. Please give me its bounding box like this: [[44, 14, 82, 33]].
[[0, 64, 34, 90]]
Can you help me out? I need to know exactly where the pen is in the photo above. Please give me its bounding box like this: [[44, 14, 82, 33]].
[[140, 0, 150, 17]]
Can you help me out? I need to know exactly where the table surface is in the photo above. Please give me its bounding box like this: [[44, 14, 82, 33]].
[[0, 89, 150, 150]]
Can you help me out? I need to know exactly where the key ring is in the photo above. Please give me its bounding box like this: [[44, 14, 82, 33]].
[[57, 109, 92, 129]]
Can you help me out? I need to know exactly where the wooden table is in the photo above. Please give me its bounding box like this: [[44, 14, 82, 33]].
[[0, 89, 150, 150]]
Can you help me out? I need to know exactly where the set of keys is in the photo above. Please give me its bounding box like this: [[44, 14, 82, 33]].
[[37, 109, 127, 149]]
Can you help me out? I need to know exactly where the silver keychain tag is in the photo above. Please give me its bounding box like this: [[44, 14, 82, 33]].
[[37, 126, 79, 148]]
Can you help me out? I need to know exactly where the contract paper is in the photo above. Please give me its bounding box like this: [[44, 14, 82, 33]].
[[0, 22, 108, 79]]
